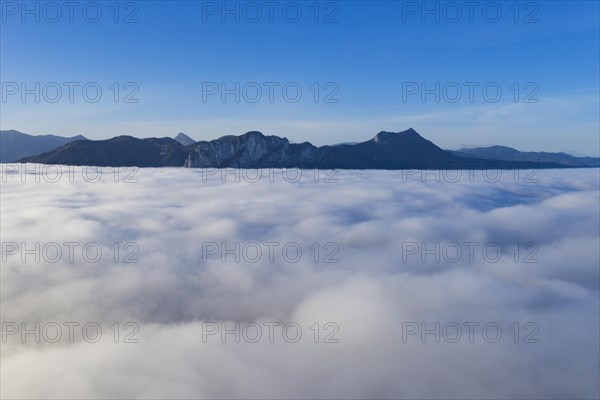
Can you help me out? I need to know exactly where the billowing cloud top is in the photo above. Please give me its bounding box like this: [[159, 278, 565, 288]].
[[1, 165, 599, 399]]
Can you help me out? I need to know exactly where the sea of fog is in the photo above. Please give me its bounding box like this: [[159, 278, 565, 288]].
[[1, 165, 599, 399]]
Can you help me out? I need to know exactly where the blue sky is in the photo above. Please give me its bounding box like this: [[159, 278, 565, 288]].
[[1, 0, 599, 155]]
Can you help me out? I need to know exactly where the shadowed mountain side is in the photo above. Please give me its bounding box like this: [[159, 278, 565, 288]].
[[0, 130, 88, 162], [19, 136, 188, 167]]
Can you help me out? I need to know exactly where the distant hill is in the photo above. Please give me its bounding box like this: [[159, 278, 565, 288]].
[[0, 130, 88, 162], [19, 128, 569, 170], [174, 132, 196, 145], [19, 136, 187, 167], [452, 145, 599, 167]]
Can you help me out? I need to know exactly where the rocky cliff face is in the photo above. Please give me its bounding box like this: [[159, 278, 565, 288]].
[[183, 129, 451, 169], [184, 131, 328, 168]]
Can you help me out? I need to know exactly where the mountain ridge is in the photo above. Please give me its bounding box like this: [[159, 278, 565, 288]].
[[0, 130, 88, 162], [15, 128, 584, 170], [452, 145, 600, 167]]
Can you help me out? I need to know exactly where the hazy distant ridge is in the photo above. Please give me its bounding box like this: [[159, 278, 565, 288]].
[[452, 145, 599, 167], [0, 130, 88, 162]]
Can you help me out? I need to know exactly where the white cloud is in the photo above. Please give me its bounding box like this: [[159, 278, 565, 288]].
[[1, 166, 598, 399]]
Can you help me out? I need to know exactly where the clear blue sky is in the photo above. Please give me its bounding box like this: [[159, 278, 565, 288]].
[[1, 0, 599, 155]]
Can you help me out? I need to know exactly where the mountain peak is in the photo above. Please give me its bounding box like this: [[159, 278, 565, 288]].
[[241, 131, 265, 138], [0, 129, 25, 136], [174, 132, 196, 145], [71, 134, 88, 141], [373, 128, 422, 143]]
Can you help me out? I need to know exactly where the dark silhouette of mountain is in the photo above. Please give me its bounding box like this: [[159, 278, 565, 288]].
[[320, 129, 460, 169], [19, 129, 574, 169], [174, 132, 196, 145], [451, 145, 599, 167], [19, 136, 187, 167], [0, 130, 88, 162]]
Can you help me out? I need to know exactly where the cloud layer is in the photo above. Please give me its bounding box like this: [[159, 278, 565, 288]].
[[1, 166, 599, 399]]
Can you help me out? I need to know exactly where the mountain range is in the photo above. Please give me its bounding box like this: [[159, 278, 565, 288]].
[[452, 146, 600, 167], [0, 130, 88, 163], [6, 128, 599, 169]]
